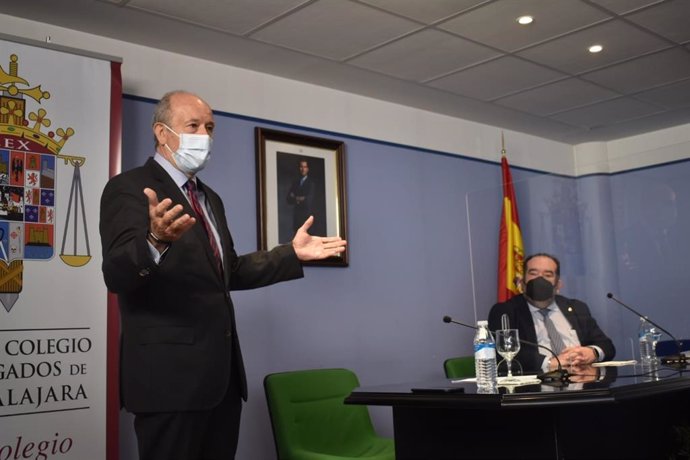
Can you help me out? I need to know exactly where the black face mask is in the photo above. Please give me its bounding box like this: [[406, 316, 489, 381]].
[[525, 277, 555, 302]]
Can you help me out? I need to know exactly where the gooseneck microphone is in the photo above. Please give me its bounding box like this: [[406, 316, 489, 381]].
[[501, 313, 510, 330], [606, 293, 686, 365], [442, 315, 570, 385], [442, 315, 475, 329]]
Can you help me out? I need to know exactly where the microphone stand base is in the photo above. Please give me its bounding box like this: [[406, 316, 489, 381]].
[[537, 369, 571, 387], [660, 354, 688, 368]]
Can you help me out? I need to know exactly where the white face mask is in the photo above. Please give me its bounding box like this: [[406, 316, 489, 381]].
[[162, 124, 213, 175]]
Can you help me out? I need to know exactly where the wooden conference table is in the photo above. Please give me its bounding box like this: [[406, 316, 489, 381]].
[[345, 365, 690, 459]]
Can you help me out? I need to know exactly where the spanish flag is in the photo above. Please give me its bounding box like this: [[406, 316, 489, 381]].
[[497, 150, 524, 302]]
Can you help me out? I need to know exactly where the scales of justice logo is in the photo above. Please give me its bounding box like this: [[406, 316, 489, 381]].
[[0, 53, 91, 313]]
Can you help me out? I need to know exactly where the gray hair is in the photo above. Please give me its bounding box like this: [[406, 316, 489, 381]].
[[152, 90, 198, 147]]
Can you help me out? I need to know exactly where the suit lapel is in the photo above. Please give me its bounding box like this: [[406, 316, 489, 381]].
[[146, 158, 191, 212], [556, 297, 581, 336], [516, 297, 539, 345], [146, 160, 223, 281], [194, 179, 226, 282], [198, 180, 233, 298]]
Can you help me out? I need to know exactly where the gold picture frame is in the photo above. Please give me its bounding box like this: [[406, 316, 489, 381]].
[[255, 128, 348, 267]]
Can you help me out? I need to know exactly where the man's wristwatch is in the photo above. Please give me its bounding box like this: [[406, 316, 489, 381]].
[[147, 230, 170, 246]]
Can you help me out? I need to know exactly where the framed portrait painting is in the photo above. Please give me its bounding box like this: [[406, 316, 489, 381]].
[[255, 128, 348, 266]]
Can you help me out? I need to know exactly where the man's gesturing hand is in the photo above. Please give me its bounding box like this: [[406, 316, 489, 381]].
[[144, 187, 196, 248]]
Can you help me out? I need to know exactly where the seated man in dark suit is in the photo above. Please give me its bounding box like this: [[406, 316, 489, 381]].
[[489, 252, 615, 374]]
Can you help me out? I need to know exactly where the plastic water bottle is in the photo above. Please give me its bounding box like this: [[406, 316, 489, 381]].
[[474, 320, 498, 393], [638, 316, 658, 363]]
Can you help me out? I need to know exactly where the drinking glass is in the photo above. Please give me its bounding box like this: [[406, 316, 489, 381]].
[[496, 329, 521, 381]]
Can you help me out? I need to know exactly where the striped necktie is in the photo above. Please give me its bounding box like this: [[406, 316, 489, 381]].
[[184, 180, 223, 274], [538, 308, 566, 355]]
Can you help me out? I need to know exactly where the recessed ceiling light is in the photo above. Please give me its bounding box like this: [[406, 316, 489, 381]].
[[588, 44, 603, 53], [517, 15, 534, 25]]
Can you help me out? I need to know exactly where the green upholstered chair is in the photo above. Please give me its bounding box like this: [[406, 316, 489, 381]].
[[443, 356, 475, 379], [264, 368, 395, 460]]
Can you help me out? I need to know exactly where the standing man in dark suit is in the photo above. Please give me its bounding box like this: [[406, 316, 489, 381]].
[[489, 253, 615, 373], [99, 90, 346, 460], [286, 158, 315, 233]]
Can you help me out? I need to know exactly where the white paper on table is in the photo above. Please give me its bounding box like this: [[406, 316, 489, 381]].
[[591, 360, 637, 367]]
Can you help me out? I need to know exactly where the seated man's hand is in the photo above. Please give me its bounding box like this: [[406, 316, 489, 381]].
[[560, 346, 597, 366], [547, 346, 597, 370]]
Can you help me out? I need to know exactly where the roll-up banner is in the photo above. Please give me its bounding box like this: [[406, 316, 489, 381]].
[[0, 36, 121, 460]]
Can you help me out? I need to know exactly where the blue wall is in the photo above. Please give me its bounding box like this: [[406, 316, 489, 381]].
[[119, 95, 690, 459]]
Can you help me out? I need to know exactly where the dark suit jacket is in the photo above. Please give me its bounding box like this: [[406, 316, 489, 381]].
[[488, 294, 615, 373], [100, 158, 304, 413]]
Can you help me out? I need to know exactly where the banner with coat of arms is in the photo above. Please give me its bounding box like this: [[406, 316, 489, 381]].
[[0, 37, 119, 460]]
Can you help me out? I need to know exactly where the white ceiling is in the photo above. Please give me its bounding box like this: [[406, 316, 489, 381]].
[[5, 0, 690, 144]]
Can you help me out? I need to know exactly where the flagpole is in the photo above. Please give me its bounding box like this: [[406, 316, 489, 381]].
[[501, 130, 506, 156]]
